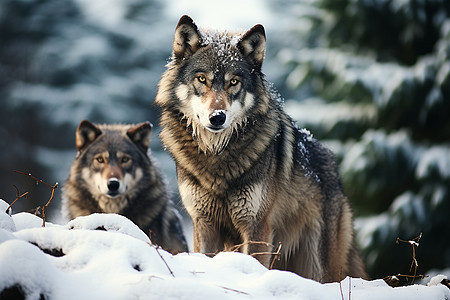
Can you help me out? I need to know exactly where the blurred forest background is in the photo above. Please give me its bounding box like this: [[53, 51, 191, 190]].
[[0, 0, 449, 280]]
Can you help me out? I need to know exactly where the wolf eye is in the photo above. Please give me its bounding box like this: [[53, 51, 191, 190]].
[[96, 156, 104, 163], [197, 75, 207, 84], [230, 79, 239, 86], [121, 156, 130, 163]]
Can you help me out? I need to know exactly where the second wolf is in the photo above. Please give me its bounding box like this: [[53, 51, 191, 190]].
[[62, 120, 188, 254], [155, 15, 367, 281]]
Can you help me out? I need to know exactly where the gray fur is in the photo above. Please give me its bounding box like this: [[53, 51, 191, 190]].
[[155, 15, 367, 281], [62, 120, 188, 254]]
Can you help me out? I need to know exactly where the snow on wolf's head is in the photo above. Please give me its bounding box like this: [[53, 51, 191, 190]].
[[155, 15, 271, 154]]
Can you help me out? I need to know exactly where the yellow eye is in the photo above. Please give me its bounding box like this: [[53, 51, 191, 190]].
[[96, 156, 104, 163], [230, 79, 239, 86], [197, 75, 207, 84]]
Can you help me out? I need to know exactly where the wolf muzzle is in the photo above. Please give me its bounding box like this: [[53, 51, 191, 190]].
[[208, 110, 226, 131], [107, 177, 120, 196]]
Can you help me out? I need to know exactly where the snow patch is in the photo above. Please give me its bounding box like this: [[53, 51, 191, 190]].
[[1, 199, 449, 299], [428, 274, 448, 287]]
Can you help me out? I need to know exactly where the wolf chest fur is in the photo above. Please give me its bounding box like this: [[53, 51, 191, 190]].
[[62, 120, 188, 254], [155, 15, 367, 282]]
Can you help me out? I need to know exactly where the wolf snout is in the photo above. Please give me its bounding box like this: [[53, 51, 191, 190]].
[[107, 178, 120, 194], [209, 111, 226, 127]]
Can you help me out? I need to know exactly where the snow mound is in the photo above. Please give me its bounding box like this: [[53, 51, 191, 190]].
[[66, 213, 150, 243], [428, 274, 449, 287], [0, 201, 15, 232], [0, 199, 449, 299]]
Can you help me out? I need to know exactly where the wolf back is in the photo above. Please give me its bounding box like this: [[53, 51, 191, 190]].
[[62, 120, 188, 254], [155, 15, 368, 281]]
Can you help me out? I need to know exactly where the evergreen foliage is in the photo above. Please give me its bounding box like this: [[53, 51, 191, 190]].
[[279, 0, 450, 278], [0, 0, 170, 212]]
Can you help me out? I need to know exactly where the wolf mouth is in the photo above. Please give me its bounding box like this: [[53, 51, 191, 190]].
[[106, 191, 121, 197], [207, 126, 225, 133]]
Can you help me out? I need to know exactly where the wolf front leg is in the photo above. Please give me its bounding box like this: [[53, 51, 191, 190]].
[[232, 214, 274, 269], [178, 179, 224, 254], [192, 217, 223, 254], [229, 185, 274, 268]]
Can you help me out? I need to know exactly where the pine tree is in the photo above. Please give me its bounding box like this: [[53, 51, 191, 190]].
[[277, 0, 450, 278], [0, 0, 170, 213]]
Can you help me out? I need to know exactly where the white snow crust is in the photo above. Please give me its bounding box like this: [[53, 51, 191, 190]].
[[1, 199, 449, 299]]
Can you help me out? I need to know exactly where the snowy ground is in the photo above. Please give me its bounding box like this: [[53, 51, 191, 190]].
[[1, 199, 449, 300]]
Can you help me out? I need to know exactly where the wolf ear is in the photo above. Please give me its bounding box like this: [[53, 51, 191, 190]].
[[238, 24, 266, 70], [127, 122, 153, 154], [173, 15, 201, 60], [76, 120, 102, 152]]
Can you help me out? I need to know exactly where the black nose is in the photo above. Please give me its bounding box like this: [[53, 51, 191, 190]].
[[209, 111, 226, 127], [107, 178, 120, 192]]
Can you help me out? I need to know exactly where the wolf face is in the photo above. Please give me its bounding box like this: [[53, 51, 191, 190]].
[[156, 15, 270, 154], [75, 120, 151, 212], [64, 120, 189, 253]]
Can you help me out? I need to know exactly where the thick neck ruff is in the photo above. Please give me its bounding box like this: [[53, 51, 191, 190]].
[[181, 113, 248, 155]]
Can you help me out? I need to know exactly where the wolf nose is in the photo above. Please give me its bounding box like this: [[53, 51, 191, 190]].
[[209, 111, 226, 127], [107, 178, 120, 192]]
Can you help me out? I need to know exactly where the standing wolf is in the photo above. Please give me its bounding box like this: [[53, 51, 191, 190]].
[[62, 120, 188, 254], [155, 15, 367, 281]]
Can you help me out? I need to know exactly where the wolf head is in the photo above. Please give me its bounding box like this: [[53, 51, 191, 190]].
[[74, 120, 153, 212], [156, 15, 271, 154]]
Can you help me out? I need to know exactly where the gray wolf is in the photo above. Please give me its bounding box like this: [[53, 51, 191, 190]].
[[62, 120, 188, 254], [155, 15, 367, 281]]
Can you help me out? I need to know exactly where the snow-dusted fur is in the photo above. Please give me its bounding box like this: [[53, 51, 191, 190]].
[[155, 15, 367, 282], [62, 120, 188, 254]]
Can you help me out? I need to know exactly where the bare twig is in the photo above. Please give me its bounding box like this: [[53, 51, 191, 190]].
[[13, 170, 55, 189], [349, 276, 351, 300], [383, 274, 428, 287], [230, 241, 282, 270], [148, 230, 153, 246], [217, 285, 249, 295], [384, 233, 426, 287], [338, 275, 352, 300], [41, 181, 58, 227], [249, 251, 277, 257], [269, 242, 282, 270], [390, 274, 427, 280], [13, 170, 58, 227], [339, 279, 344, 300], [154, 246, 175, 277], [31, 206, 42, 216], [5, 185, 29, 214], [396, 232, 422, 284], [230, 241, 274, 252]]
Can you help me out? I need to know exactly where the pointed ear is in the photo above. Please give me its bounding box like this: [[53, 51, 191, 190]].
[[238, 24, 266, 70], [127, 122, 153, 154], [76, 120, 102, 152], [173, 15, 201, 60]]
